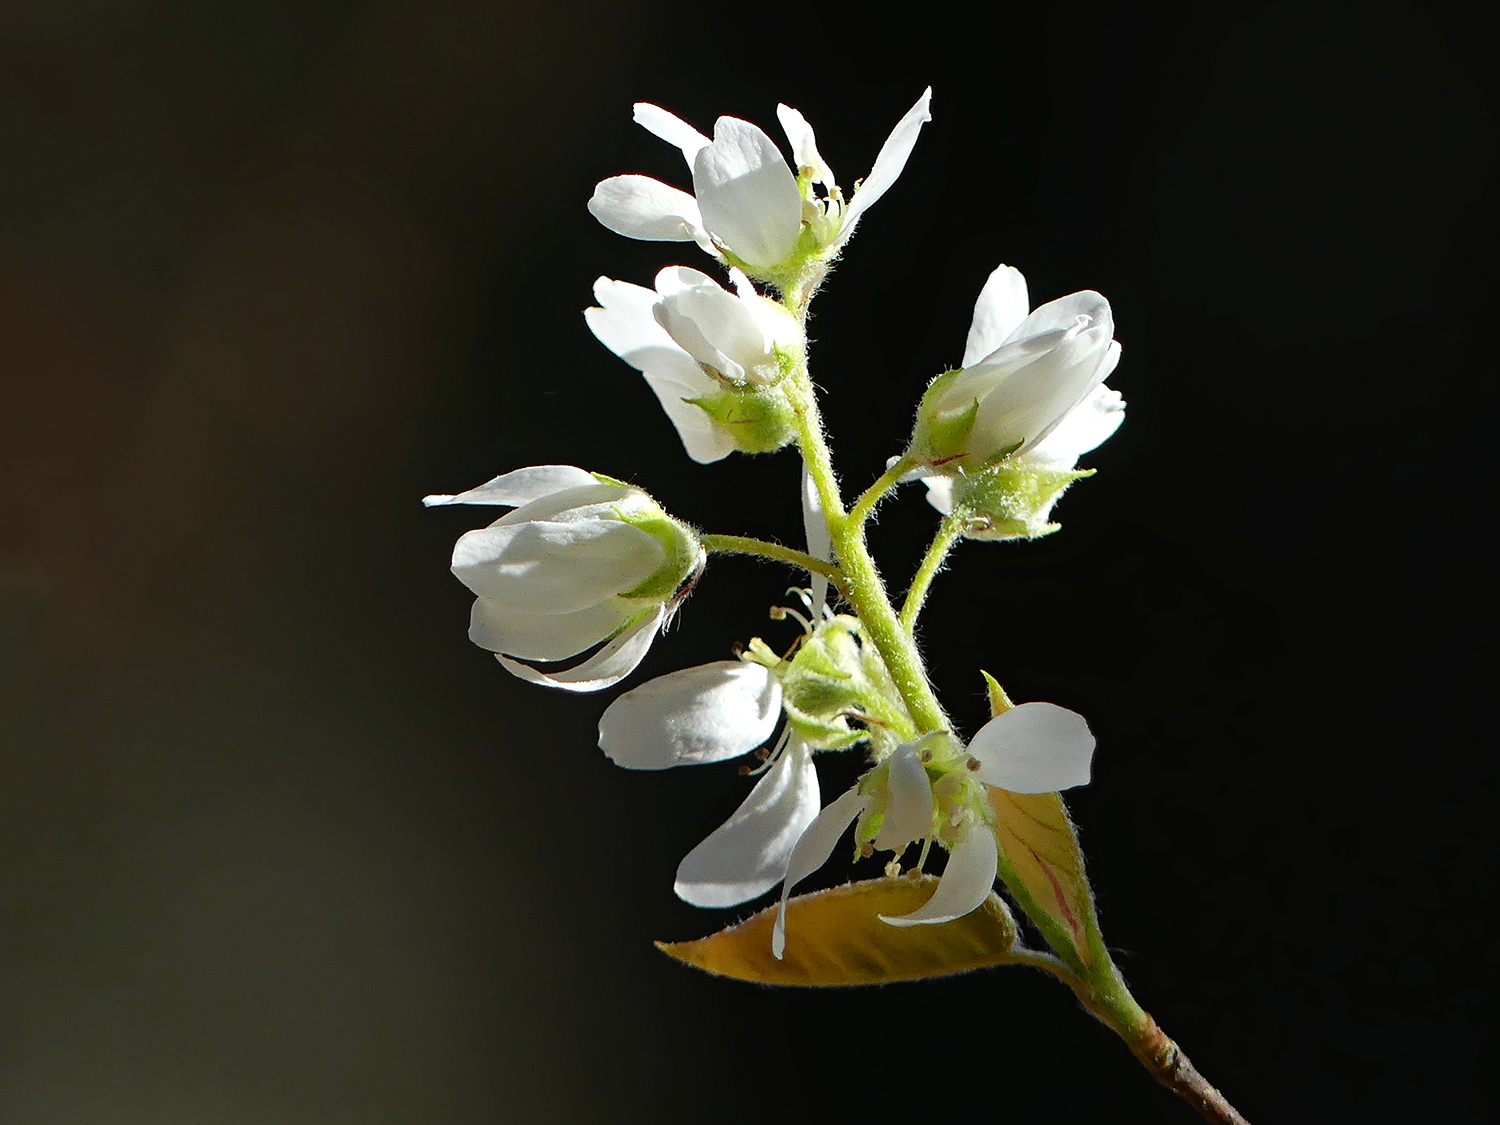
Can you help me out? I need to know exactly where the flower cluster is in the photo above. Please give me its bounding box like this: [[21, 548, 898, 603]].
[[427, 90, 1125, 960]]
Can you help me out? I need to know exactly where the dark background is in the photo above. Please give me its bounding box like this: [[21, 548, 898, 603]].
[[1, 2, 1490, 1121]]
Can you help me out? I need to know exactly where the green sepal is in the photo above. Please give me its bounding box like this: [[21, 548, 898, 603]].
[[951, 463, 1094, 541], [686, 385, 797, 455], [906, 369, 975, 465], [613, 508, 702, 601]]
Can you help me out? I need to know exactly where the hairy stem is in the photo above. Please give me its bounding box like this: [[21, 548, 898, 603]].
[[900, 513, 964, 631], [847, 456, 913, 530], [783, 372, 948, 734], [700, 533, 850, 598]]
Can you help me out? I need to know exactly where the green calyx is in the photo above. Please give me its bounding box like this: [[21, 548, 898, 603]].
[[950, 462, 1095, 540], [612, 506, 703, 602], [907, 370, 981, 467], [687, 384, 798, 455], [750, 615, 916, 754]]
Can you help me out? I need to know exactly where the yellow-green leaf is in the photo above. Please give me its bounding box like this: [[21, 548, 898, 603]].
[[657, 875, 1021, 986], [982, 671, 1101, 969]]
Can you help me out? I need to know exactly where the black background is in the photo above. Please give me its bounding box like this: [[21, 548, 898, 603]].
[[1, 2, 1490, 1121]]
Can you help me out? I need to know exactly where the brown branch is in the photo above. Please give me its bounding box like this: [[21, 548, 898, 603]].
[[1127, 1016, 1250, 1125]]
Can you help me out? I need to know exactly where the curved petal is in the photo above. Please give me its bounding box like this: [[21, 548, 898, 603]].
[[693, 117, 802, 270], [873, 744, 935, 851], [469, 595, 627, 662], [640, 372, 739, 464], [633, 103, 710, 165], [772, 785, 870, 959], [598, 661, 782, 770], [802, 464, 831, 614], [451, 518, 663, 612], [775, 103, 834, 186], [674, 738, 820, 907], [1024, 375, 1125, 468], [836, 87, 932, 245], [963, 264, 1030, 368], [585, 278, 711, 389], [589, 175, 706, 243], [423, 464, 598, 508], [880, 825, 998, 927], [969, 702, 1095, 793], [653, 267, 774, 383], [496, 607, 665, 693]]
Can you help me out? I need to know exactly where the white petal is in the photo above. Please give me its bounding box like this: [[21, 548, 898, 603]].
[[451, 518, 663, 612], [633, 103, 710, 165], [836, 87, 932, 245], [873, 744, 934, 851], [588, 175, 706, 242], [585, 279, 731, 463], [496, 482, 642, 527], [969, 702, 1095, 793], [963, 265, 1031, 368], [653, 266, 772, 383], [423, 465, 598, 507], [693, 117, 802, 270], [598, 661, 782, 770], [775, 103, 834, 186], [772, 785, 869, 959], [880, 825, 998, 927], [496, 607, 664, 693], [640, 372, 739, 464], [921, 476, 955, 517], [964, 293, 1115, 458], [469, 595, 627, 662], [674, 738, 820, 907], [1024, 374, 1125, 468], [801, 464, 831, 615]]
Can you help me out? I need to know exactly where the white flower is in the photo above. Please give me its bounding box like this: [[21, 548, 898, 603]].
[[772, 703, 1095, 958], [585, 266, 803, 463], [588, 90, 933, 276], [914, 264, 1124, 479], [423, 465, 702, 692], [599, 660, 822, 907]]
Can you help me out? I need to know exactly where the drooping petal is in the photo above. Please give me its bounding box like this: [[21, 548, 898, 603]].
[[772, 785, 870, 959], [1024, 375, 1125, 469], [674, 738, 820, 907], [963, 264, 1031, 368], [969, 702, 1095, 793], [801, 464, 831, 615], [633, 103, 711, 165], [836, 87, 932, 245], [422, 464, 598, 508], [450, 518, 664, 613], [598, 661, 783, 770], [588, 175, 707, 243], [880, 824, 999, 927], [585, 279, 733, 463], [693, 117, 802, 270], [873, 745, 935, 851], [775, 104, 834, 186], [469, 595, 628, 662], [496, 607, 665, 693]]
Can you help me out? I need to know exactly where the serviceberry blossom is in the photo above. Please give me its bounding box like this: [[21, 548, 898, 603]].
[[773, 703, 1095, 958], [586, 266, 803, 462], [588, 90, 932, 279], [424, 465, 702, 692]]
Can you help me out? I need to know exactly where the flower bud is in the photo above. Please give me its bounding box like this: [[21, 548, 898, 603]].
[[424, 465, 702, 692]]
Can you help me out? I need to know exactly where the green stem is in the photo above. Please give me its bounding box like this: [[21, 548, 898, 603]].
[[700, 533, 850, 598], [847, 455, 913, 530], [783, 372, 948, 735], [899, 513, 964, 632]]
